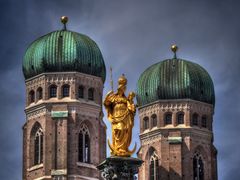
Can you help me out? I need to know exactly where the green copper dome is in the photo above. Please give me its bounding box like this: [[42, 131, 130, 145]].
[[23, 29, 106, 81], [136, 58, 215, 106]]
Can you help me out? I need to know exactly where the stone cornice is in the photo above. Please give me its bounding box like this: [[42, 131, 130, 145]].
[[25, 71, 103, 87], [76, 162, 97, 170], [25, 99, 101, 112], [138, 99, 213, 116], [139, 99, 213, 109], [140, 129, 162, 145], [25, 101, 102, 120], [26, 71, 102, 82], [139, 127, 213, 144]]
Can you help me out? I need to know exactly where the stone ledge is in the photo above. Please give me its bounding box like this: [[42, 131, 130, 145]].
[[51, 169, 67, 175], [27, 163, 43, 172], [77, 162, 97, 169], [33, 175, 51, 180]]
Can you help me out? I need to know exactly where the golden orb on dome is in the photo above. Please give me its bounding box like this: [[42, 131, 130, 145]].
[[61, 16, 68, 25], [171, 44, 178, 53]]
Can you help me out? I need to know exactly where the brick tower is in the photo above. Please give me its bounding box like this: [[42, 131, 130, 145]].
[[22, 17, 106, 180], [136, 46, 218, 180]]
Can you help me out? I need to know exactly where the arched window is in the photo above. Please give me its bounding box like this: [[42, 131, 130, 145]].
[[78, 85, 84, 98], [29, 90, 35, 104], [31, 122, 43, 166], [192, 113, 199, 126], [177, 112, 184, 124], [49, 85, 57, 98], [193, 153, 204, 180], [149, 151, 159, 180], [201, 115, 207, 128], [165, 113, 172, 125], [88, 88, 94, 100], [143, 117, 149, 130], [62, 84, 70, 97], [151, 114, 157, 128], [78, 124, 90, 163], [37, 87, 43, 100]]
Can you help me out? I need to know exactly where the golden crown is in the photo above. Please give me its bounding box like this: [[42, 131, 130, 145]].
[[118, 74, 127, 86]]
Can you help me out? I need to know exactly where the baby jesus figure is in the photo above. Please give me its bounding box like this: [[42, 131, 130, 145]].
[[127, 91, 136, 119]]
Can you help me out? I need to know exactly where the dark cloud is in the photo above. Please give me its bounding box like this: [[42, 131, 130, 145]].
[[0, 0, 239, 179]]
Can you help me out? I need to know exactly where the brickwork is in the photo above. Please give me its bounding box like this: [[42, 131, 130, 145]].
[[23, 72, 106, 180], [138, 99, 218, 180]]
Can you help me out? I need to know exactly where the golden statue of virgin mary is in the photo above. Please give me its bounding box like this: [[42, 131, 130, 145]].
[[103, 74, 137, 157]]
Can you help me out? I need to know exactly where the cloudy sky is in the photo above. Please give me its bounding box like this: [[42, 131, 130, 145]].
[[0, 0, 240, 179]]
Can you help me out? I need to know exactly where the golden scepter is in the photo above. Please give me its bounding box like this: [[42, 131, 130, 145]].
[[110, 66, 113, 91]]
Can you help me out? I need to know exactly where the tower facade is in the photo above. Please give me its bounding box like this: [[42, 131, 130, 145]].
[[136, 47, 218, 180], [22, 18, 106, 180]]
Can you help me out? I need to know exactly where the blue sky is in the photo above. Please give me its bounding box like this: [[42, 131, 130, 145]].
[[0, 0, 240, 179]]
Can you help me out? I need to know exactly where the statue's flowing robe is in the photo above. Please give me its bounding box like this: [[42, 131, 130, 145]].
[[104, 91, 134, 154]]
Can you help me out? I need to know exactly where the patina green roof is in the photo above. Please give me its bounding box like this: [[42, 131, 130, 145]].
[[23, 30, 106, 81], [136, 58, 215, 106]]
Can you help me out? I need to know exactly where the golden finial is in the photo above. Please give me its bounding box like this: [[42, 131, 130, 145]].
[[61, 16, 68, 30], [171, 44, 178, 59]]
